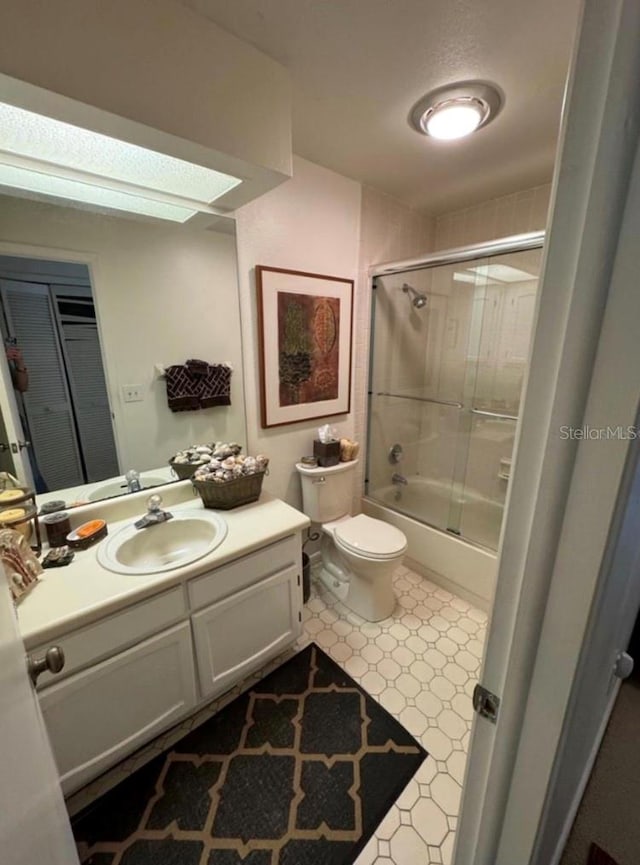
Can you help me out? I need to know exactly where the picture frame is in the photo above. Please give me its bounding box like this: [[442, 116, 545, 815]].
[[256, 266, 354, 428]]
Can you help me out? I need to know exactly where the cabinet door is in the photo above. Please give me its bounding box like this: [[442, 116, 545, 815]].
[[39, 622, 196, 796], [192, 566, 301, 700]]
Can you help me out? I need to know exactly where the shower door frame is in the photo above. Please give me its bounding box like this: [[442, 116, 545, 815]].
[[366, 230, 545, 549]]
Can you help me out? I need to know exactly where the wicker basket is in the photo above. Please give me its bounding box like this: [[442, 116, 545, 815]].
[[169, 459, 205, 481], [192, 469, 267, 510]]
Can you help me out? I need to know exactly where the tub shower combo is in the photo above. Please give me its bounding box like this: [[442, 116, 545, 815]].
[[364, 232, 544, 609]]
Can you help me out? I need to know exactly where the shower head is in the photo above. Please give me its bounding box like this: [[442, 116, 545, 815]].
[[402, 283, 428, 310]]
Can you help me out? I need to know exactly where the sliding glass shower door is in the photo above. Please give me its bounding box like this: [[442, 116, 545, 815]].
[[366, 244, 542, 550]]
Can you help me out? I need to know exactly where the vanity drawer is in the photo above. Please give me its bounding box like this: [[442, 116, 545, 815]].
[[33, 586, 186, 688], [188, 534, 300, 611]]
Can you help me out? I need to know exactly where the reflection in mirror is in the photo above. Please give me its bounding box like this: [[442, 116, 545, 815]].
[[0, 193, 246, 508], [0, 261, 118, 494]]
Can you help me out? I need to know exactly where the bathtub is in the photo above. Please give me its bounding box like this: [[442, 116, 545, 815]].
[[363, 476, 499, 611]]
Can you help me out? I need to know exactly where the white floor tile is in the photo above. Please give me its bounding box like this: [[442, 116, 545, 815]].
[[431, 676, 456, 702], [431, 773, 462, 816], [380, 686, 407, 714], [411, 798, 449, 846], [446, 751, 467, 785], [376, 807, 401, 840], [438, 709, 467, 741], [389, 825, 430, 864]]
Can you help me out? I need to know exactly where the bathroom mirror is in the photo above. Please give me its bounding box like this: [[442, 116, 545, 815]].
[[0, 193, 247, 507]]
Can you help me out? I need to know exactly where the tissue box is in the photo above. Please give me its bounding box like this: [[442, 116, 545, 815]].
[[313, 439, 341, 467]]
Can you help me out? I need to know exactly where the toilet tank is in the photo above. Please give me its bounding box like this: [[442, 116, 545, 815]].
[[296, 459, 358, 523]]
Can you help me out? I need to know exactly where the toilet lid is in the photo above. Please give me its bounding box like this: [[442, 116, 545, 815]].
[[334, 514, 407, 559]]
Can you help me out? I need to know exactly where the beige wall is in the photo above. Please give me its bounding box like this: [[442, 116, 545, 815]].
[[0, 196, 245, 474], [236, 156, 362, 509]]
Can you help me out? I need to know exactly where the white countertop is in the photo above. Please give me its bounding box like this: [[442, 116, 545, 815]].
[[18, 493, 310, 649]]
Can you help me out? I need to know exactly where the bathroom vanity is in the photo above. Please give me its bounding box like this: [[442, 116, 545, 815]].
[[17, 492, 309, 796]]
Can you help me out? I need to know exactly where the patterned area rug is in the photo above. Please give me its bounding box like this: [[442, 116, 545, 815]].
[[73, 644, 427, 865]]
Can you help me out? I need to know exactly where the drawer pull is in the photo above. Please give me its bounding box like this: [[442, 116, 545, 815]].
[[28, 646, 65, 685]]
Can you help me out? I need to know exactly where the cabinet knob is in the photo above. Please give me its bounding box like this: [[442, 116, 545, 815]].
[[27, 646, 65, 685]]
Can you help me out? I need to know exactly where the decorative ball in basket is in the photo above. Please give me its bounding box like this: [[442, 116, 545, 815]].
[[169, 442, 243, 481], [193, 452, 269, 510]]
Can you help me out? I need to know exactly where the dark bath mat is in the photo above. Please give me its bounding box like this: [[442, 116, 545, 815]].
[[73, 644, 428, 865]]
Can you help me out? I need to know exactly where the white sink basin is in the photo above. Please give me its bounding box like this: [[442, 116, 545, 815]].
[[97, 510, 227, 575], [88, 475, 168, 502]]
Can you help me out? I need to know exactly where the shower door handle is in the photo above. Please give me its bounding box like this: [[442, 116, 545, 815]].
[[470, 408, 518, 421]]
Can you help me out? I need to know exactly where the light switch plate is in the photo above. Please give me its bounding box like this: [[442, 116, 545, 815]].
[[122, 384, 143, 403]]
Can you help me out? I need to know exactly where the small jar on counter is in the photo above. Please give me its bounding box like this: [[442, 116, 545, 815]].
[[41, 512, 72, 548]]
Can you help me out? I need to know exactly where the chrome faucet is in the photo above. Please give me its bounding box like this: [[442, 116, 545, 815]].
[[125, 469, 142, 493], [134, 494, 173, 530], [392, 472, 408, 486]]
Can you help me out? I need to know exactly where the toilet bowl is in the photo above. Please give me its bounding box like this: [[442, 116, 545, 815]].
[[296, 460, 408, 621], [322, 514, 407, 620]]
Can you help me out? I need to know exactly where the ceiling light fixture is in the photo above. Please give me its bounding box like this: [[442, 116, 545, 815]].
[[410, 81, 503, 141], [0, 102, 242, 222]]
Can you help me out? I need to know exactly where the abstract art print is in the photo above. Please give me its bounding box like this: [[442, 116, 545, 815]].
[[256, 267, 353, 427]]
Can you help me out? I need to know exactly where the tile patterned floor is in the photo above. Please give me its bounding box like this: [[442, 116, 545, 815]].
[[68, 561, 487, 865], [298, 562, 488, 865]]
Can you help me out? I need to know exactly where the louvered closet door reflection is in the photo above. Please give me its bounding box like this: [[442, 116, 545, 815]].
[[57, 316, 118, 483], [0, 280, 84, 490]]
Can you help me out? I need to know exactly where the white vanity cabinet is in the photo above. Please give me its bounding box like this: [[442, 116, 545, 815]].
[[192, 567, 300, 698], [33, 529, 304, 796], [39, 621, 197, 795], [188, 534, 302, 698]]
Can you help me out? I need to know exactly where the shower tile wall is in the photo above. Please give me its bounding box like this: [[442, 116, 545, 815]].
[[433, 183, 551, 250]]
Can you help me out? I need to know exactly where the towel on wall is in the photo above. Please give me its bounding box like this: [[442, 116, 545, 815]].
[[165, 360, 232, 412], [197, 363, 232, 408], [164, 364, 200, 412]]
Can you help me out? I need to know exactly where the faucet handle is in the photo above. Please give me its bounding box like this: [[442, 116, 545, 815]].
[[147, 493, 163, 512]]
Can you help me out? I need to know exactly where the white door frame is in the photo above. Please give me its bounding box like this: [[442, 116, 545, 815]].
[[530, 406, 640, 865], [456, 2, 640, 863]]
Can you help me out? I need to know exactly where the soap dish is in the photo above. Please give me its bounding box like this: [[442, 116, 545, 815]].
[[67, 519, 108, 549]]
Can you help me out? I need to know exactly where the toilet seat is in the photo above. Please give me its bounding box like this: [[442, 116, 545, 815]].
[[334, 514, 407, 560]]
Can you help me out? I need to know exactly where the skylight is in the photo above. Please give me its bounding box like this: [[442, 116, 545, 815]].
[[0, 102, 242, 221], [0, 163, 198, 222]]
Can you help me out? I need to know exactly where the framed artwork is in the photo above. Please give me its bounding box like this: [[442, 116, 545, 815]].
[[256, 266, 354, 428]]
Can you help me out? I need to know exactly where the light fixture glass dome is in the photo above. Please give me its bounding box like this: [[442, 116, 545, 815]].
[[424, 98, 486, 140], [410, 82, 503, 142]]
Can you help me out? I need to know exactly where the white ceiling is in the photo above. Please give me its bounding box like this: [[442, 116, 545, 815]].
[[179, 0, 581, 215]]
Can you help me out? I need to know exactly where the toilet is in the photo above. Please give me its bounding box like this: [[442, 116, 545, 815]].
[[296, 459, 407, 621]]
